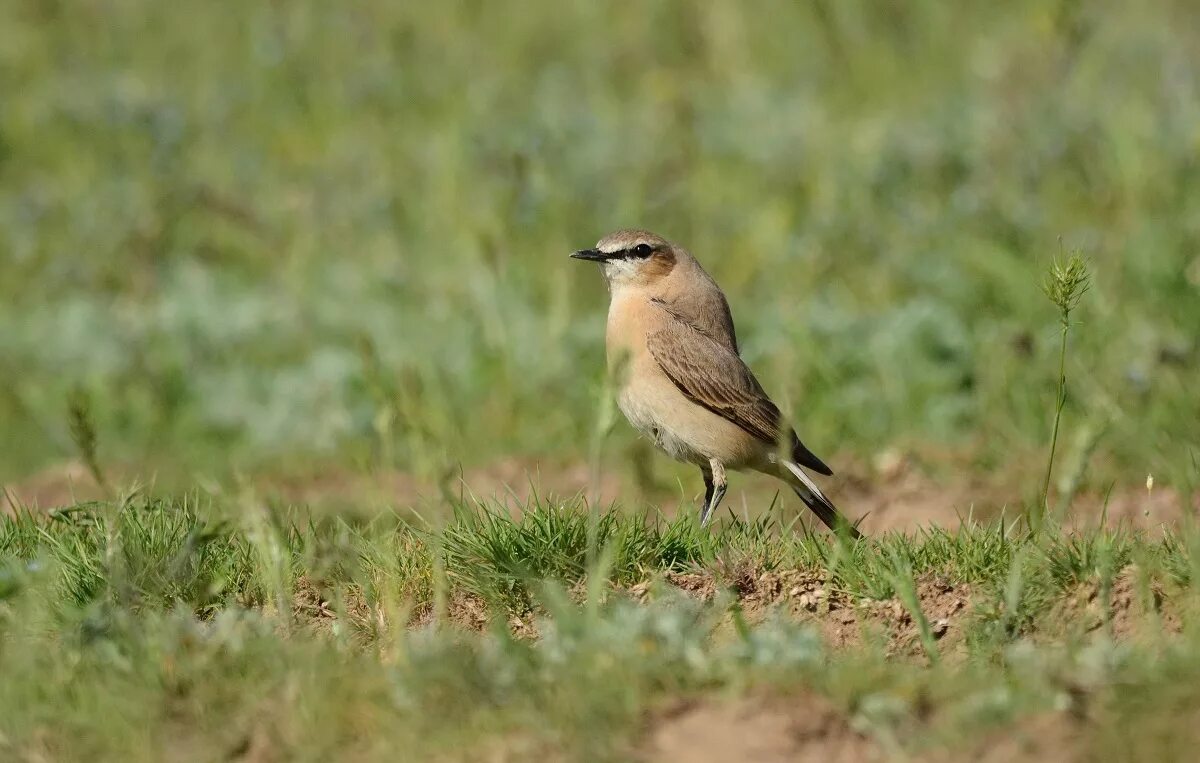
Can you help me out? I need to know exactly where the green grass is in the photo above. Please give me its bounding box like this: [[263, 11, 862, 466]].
[[5, 493, 1168, 620], [2, 0, 1198, 493], [2, 495, 1200, 760], [4, 1, 1200, 760]]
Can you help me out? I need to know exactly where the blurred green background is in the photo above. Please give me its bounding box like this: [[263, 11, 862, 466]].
[[2, 0, 1197, 499]]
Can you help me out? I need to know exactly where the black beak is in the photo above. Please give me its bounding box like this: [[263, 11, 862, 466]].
[[570, 248, 610, 262]]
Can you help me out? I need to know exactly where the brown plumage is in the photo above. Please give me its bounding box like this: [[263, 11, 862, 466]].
[[570, 229, 860, 537]]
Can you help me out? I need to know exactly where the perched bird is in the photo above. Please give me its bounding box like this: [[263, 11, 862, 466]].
[[571, 229, 861, 537]]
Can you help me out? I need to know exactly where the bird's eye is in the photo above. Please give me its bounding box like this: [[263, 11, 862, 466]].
[[633, 243, 653, 258]]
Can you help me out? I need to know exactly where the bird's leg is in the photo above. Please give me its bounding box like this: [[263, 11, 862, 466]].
[[699, 459, 727, 526], [702, 467, 714, 512]]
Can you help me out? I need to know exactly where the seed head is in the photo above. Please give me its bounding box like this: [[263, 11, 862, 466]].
[[1042, 253, 1091, 325]]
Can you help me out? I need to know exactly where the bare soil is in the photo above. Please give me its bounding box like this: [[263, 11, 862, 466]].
[[640, 692, 879, 763], [1053, 566, 1183, 641], [659, 568, 973, 656], [6, 456, 1195, 535], [2, 460, 109, 511], [937, 713, 1084, 763], [642, 694, 1093, 763]]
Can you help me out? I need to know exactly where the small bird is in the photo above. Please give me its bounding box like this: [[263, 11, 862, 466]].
[[571, 229, 861, 537]]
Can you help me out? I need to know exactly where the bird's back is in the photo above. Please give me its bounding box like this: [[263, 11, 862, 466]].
[[650, 250, 739, 354]]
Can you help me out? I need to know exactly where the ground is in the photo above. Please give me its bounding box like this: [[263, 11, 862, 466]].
[[3, 487, 1199, 761], [3, 1, 1200, 760]]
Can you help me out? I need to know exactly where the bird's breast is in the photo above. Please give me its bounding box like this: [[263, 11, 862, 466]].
[[604, 293, 650, 376]]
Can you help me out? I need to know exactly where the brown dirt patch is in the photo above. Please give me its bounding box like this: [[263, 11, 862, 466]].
[[939, 712, 1084, 763], [291, 575, 340, 623], [734, 569, 865, 649], [838, 454, 1004, 534], [445, 592, 493, 631], [290, 576, 377, 637], [1, 456, 626, 517], [262, 458, 628, 515], [829, 449, 1196, 534], [664, 571, 721, 601], [641, 692, 879, 763], [655, 568, 972, 656], [405, 592, 539, 638], [8, 451, 1195, 536], [245, 464, 1199, 538], [2, 460, 109, 512], [795, 573, 971, 657], [1055, 566, 1182, 641], [1066, 485, 1199, 533], [407, 592, 490, 631], [907, 576, 974, 651]]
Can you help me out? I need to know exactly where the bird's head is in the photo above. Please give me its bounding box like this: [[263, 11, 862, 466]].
[[570, 229, 678, 291]]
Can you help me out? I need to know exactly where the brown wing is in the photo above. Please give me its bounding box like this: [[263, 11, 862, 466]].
[[646, 304, 832, 475], [651, 290, 739, 354]]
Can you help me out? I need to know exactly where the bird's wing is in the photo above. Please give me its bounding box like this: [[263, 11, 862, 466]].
[[646, 300, 833, 475], [651, 289, 739, 354]]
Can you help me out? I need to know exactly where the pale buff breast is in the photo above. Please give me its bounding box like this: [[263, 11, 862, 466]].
[[606, 294, 765, 468]]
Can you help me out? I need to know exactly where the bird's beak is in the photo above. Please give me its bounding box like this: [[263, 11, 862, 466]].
[[570, 248, 610, 262]]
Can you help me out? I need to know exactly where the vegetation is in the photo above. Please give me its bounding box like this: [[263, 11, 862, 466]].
[[3, 495, 1200, 760], [2, 0, 1199, 760]]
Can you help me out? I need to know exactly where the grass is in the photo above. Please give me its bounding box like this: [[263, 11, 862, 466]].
[[4, 1, 1200, 760], [2, 1, 1198, 491], [2, 495, 1200, 760]]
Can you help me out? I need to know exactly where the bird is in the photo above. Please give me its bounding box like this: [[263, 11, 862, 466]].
[[571, 228, 861, 538]]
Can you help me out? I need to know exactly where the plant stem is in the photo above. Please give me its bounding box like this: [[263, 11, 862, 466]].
[[1041, 321, 1069, 514]]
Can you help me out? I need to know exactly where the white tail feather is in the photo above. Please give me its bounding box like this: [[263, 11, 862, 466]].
[[779, 459, 860, 537], [781, 459, 830, 503]]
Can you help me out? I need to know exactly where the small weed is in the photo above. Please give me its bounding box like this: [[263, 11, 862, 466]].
[[1037, 253, 1092, 526]]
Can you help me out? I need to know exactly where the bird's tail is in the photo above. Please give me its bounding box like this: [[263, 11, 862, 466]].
[[780, 460, 863, 539]]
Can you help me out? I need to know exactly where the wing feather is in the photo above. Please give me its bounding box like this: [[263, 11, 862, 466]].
[[646, 301, 833, 475]]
